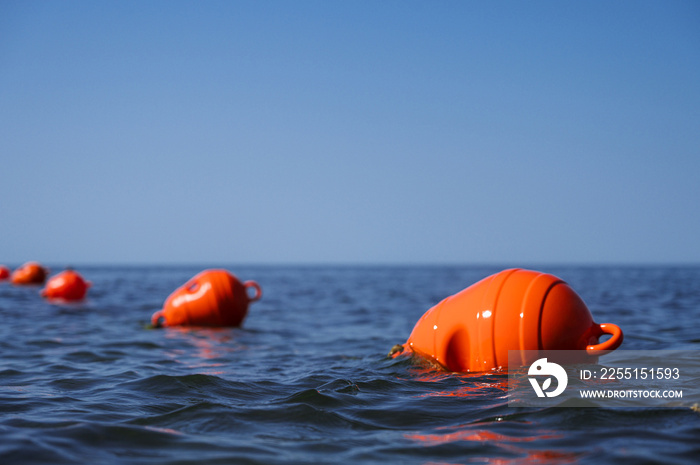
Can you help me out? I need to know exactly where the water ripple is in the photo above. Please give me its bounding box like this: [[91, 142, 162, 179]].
[[1, 265, 699, 464]]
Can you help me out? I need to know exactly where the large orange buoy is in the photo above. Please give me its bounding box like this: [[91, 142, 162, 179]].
[[11, 262, 49, 285], [0, 265, 10, 281], [151, 269, 262, 327], [392, 268, 623, 372], [41, 269, 91, 301]]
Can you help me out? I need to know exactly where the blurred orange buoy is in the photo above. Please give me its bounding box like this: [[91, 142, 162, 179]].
[[11, 262, 49, 285], [392, 268, 623, 372], [41, 269, 91, 301], [151, 269, 262, 327], [0, 265, 10, 280]]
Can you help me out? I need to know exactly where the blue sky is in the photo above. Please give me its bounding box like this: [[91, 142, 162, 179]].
[[1, 1, 699, 265]]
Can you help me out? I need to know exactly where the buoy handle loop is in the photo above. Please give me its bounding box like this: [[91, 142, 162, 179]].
[[244, 280, 262, 302], [586, 323, 623, 355], [151, 310, 165, 327]]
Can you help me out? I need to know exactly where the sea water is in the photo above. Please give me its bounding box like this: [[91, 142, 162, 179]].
[[1, 265, 699, 464]]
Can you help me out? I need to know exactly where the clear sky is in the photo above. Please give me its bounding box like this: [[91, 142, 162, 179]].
[[1, 1, 699, 265]]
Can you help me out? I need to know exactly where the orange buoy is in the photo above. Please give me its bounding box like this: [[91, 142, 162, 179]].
[[151, 269, 262, 327], [41, 269, 91, 301], [0, 265, 10, 280], [11, 262, 49, 285], [393, 268, 623, 372]]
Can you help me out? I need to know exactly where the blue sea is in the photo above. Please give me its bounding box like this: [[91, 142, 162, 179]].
[[1, 265, 699, 464]]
